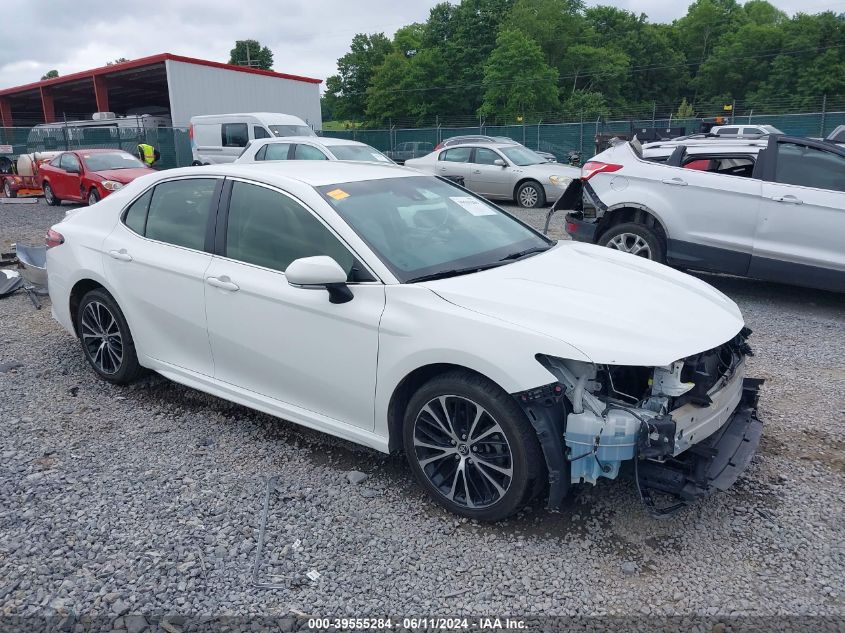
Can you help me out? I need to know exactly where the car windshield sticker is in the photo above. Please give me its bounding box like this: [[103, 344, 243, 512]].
[[450, 196, 496, 216], [372, 153, 390, 162], [326, 188, 350, 201]]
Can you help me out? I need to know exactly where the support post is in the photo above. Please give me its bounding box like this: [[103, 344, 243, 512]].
[[821, 94, 827, 137], [93, 75, 110, 113], [40, 87, 56, 123], [0, 97, 12, 128]]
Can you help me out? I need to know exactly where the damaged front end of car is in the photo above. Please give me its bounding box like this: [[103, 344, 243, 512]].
[[514, 327, 763, 516]]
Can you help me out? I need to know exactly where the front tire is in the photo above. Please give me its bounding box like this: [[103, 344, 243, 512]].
[[87, 188, 100, 206], [4, 181, 15, 198], [403, 370, 544, 521], [599, 222, 665, 263], [516, 180, 546, 208], [43, 182, 61, 206], [75, 289, 143, 384]]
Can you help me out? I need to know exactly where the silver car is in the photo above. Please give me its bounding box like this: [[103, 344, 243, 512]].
[[236, 136, 394, 165], [405, 143, 579, 208]]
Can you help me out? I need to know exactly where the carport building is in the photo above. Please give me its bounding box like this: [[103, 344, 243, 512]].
[[0, 53, 322, 128]]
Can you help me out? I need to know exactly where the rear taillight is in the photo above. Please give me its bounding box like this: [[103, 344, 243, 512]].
[[581, 161, 623, 181], [46, 228, 64, 249]]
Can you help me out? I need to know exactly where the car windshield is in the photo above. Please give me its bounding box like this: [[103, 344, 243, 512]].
[[329, 145, 393, 163], [316, 176, 551, 282], [269, 125, 316, 137], [81, 152, 145, 171], [499, 146, 545, 166]]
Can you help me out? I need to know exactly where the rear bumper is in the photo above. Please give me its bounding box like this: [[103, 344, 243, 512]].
[[563, 213, 599, 242], [638, 378, 764, 501]]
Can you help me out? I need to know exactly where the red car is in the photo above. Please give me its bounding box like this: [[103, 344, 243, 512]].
[[39, 149, 155, 207]]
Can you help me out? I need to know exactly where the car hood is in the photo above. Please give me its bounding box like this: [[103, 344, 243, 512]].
[[422, 242, 744, 367], [94, 167, 155, 183]]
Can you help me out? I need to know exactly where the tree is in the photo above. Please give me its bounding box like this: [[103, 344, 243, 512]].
[[228, 40, 273, 70], [676, 97, 696, 118], [479, 29, 559, 119], [106, 58, 131, 66], [366, 52, 413, 123], [394, 23, 426, 57], [504, 0, 585, 69], [41, 70, 59, 80], [324, 33, 393, 120]]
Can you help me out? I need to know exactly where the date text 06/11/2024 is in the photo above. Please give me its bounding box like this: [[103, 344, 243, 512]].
[[307, 617, 527, 630]]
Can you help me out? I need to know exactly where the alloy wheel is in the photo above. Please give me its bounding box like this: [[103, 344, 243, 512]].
[[44, 184, 53, 204], [607, 233, 652, 258], [3, 182, 11, 198], [413, 395, 513, 509], [519, 186, 539, 207], [80, 301, 123, 374]]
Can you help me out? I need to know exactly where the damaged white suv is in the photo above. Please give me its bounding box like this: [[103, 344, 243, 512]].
[[47, 162, 762, 521]]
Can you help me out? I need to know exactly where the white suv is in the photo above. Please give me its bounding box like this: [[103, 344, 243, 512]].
[[553, 135, 845, 292], [710, 124, 783, 138]]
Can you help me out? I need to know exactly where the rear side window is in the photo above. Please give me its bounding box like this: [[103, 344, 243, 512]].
[[775, 143, 845, 192], [683, 156, 756, 178], [145, 179, 217, 250], [440, 148, 472, 162], [253, 126, 270, 140], [123, 190, 153, 235], [224, 181, 355, 276], [718, 128, 738, 136], [222, 123, 248, 148]]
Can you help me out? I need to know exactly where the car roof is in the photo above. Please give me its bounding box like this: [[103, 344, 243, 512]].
[[440, 142, 519, 150], [261, 136, 371, 147], [70, 148, 133, 154], [642, 138, 769, 155], [159, 160, 417, 187]]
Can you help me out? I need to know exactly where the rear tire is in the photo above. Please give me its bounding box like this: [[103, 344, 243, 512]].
[[599, 222, 665, 263], [75, 288, 143, 385], [43, 182, 61, 206], [516, 180, 546, 208], [403, 370, 544, 521]]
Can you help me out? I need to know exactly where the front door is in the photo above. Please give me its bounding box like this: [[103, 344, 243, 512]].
[[55, 153, 83, 201], [101, 177, 220, 375], [468, 147, 510, 198], [751, 139, 845, 290], [204, 179, 385, 429]]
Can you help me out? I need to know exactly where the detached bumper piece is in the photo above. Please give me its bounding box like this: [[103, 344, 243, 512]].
[[636, 378, 763, 517]]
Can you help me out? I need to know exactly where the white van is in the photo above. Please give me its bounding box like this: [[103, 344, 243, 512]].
[[189, 112, 316, 165]]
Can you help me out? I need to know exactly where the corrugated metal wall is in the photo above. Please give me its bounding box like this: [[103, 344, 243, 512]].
[[165, 60, 322, 129]]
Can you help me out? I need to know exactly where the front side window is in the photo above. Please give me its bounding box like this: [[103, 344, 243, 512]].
[[317, 176, 551, 282], [293, 144, 329, 160], [473, 148, 502, 165], [775, 142, 845, 192], [145, 179, 217, 250], [61, 153, 80, 172], [225, 181, 355, 276], [222, 123, 248, 147], [261, 143, 291, 161], [440, 148, 472, 163]]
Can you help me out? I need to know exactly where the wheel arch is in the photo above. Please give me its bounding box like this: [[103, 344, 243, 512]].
[[512, 177, 543, 201], [596, 203, 669, 244]]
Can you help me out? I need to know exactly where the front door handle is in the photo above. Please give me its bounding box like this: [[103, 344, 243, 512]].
[[437, 166, 447, 171], [108, 249, 133, 262], [771, 195, 803, 205], [206, 276, 240, 291], [473, 169, 481, 174], [661, 178, 688, 186]]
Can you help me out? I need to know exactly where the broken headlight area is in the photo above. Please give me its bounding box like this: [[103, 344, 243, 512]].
[[531, 327, 763, 515]]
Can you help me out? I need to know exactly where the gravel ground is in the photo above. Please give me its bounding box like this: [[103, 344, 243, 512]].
[[1, 198, 844, 628]]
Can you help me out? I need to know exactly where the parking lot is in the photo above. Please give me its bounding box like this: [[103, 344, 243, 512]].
[[1, 198, 844, 623]]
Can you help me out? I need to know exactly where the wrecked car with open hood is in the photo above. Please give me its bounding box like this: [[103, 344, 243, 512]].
[[47, 162, 762, 521]]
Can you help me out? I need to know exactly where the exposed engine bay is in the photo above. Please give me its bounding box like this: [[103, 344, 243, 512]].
[[517, 327, 763, 516]]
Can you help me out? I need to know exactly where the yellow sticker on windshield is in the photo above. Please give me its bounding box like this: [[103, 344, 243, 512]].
[[326, 188, 350, 201]]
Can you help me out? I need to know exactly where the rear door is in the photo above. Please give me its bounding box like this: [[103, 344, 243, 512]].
[[751, 138, 845, 290], [467, 147, 510, 197], [435, 147, 472, 183], [658, 151, 762, 274]]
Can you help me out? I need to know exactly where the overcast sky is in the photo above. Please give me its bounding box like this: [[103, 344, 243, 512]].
[[1, 0, 842, 91]]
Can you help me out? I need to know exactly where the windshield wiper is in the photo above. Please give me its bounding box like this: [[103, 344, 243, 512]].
[[406, 261, 506, 283], [498, 246, 551, 262]]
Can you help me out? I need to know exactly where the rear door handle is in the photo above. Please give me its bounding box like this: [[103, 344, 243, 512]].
[[661, 178, 688, 186], [771, 195, 803, 205], [473, 169, 481, 174], [206, 276, 239, 291], [108, 249, 133, 262]]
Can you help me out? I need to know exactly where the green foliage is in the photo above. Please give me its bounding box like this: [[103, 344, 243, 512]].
[[479, 29, 559, 118], [41, 70, 59, 80], [228, 40, 273, 70], [323, 0, 845, 125]]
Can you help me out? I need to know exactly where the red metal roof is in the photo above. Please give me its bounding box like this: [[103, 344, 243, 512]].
[[0, 53, 322, 97]]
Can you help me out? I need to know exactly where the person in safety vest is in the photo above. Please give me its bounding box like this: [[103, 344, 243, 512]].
[[137, 143, 160, 167]]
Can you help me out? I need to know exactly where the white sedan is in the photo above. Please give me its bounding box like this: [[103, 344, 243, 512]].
[[46, 162, 762, 521], [235, 136, 394, 165]]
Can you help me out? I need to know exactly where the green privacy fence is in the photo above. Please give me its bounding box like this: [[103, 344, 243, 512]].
[[0, 126, 192, 170], [322, 110, 845, 160], [2, 110, 844, 171]]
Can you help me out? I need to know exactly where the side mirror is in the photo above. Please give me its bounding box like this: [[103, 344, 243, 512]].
[[285, 256, 353, 304], [494, 159, 506, 167]]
